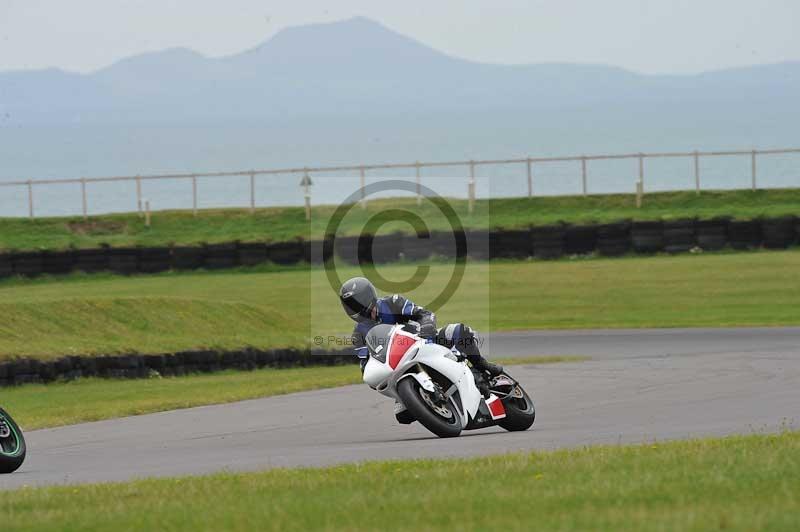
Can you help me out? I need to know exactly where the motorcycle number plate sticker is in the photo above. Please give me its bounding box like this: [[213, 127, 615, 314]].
[[485, 395, 506, 420]]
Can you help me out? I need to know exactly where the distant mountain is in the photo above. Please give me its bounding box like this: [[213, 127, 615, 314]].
[[1, 16, 799, 125]]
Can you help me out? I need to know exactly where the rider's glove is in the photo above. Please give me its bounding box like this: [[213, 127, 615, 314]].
[[418, 322, 437, 340]]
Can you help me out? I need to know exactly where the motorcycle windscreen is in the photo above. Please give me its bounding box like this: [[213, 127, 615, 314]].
[[388, 333, 417, 369], [365, 324, 394, 363]]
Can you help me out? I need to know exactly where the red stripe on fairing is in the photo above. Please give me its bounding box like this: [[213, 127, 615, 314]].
[[487, 396, 506, 419], [388, 333, 417, 369]]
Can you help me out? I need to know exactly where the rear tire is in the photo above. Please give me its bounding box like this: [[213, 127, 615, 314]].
[[0, 408, 26, 474], [397, 378, 462, 438], [498, 385, 535, 432]]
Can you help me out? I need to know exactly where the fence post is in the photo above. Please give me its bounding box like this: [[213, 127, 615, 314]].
[[751, 150, 757, 191], [526, 158, 533, 197], [468, 161, 476, 214], [359, 166, 367, 209], [136, 175, 142, 216], [192, 175, 198, 216], [81, 178, 88, 220], [637, 153, 645, 204], [580, 156, 588, 196], [249, 172, 256, 214], [694, 151, 700, 195], [302, 170, 312, 221], [27, 180, 34, 219], [636, 180, 644, 208], [415, 162, 422, 206]]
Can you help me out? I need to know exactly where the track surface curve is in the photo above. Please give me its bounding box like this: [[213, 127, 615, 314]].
[[2, 327, 798, 489]]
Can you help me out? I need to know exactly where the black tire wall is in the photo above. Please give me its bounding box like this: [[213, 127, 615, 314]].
[[1, 216, 798, 279], [0, 348, 356, 387]]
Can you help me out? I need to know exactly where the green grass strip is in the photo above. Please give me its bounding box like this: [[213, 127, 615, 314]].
[[0, 250, 797, 361], [3, 431, 798, 531], [1, 189, 799, 251]]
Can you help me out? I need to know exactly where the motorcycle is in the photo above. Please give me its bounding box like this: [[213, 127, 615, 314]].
[[362, 324, 535, 438], [0, 408, 26, 473]]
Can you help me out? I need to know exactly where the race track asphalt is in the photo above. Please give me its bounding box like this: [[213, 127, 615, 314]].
[[1, 327, 798, 489]]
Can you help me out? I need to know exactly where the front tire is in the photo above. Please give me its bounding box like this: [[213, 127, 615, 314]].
[[498, 385, 535, 432], [397, 378, 462, 438], [0, 408, 26, 474]]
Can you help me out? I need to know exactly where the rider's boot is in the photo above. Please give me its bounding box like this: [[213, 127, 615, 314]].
[[468, 355, 504, 377], [451, 324, 504, 377]]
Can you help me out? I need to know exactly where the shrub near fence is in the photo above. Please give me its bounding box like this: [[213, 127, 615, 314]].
[[0, 217, 798, 279]]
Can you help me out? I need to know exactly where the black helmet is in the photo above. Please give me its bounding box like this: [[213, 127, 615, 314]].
[[339, 277, 377, 322]]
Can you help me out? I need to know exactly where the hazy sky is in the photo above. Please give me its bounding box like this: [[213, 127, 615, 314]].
[[1, 0, 798, 74]]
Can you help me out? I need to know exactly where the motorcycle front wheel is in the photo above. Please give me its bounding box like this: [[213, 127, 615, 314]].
[[397, 378, 462, 438], [0, 408, 26, 474]]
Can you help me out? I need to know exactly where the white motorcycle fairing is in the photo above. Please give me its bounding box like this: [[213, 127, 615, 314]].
[[362, 327, 484, 428]]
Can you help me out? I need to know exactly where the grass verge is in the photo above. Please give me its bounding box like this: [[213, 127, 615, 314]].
[[7, 366, 360, 430], [0, 250, 798, 360], [3, 431, 798, 531], [7, 356, 576, 430], [2, 189, 799, 251]]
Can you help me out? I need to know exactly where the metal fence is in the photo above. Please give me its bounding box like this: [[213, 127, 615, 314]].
[[2, 146, 799, 219]]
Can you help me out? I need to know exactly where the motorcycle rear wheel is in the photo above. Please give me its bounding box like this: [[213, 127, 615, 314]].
[[498, 385, 536, 432], [397, 378, 462, 438], [0, 408, 26, 474]]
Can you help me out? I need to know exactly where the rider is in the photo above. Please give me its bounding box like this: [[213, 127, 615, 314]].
[[338, 276, 503, 378]]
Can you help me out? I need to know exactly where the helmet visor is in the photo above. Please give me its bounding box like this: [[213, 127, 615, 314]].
[[340, 296, 373, 321]]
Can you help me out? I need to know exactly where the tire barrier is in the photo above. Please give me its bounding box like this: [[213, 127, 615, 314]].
[[11, 251, 44, 277], [663, 219, 696, 254], [696, 218, 729, 251], [137, 247, 172, 273], [237, 242, 268, 267], [74, 247, 109, 273], [204, 242, 239, 270], [631, 221, 664, 254], [761, 216, 797, 249], [564, 225, 597, 255], [333, 235, 360, 265], [304, 238, 331, 265], [490, 228, 533, 259], [367, 233, 403, 264], [108, 248, 138, 275], [0, 348, 357, 387], [466, 230, 491, 261], [430, 230, 461, 259], [172, 246, 206, 270], [532, 225, 566, 259], [266, 240, 305, 265], [1, 216, 799, 279], [42, 251, 76, 275], [0, 255, 12, 277], [401, 231, 433, 261], [596, 222, 631, 256], [728, 220, 762, 250], [795, 217, 800, 243]]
